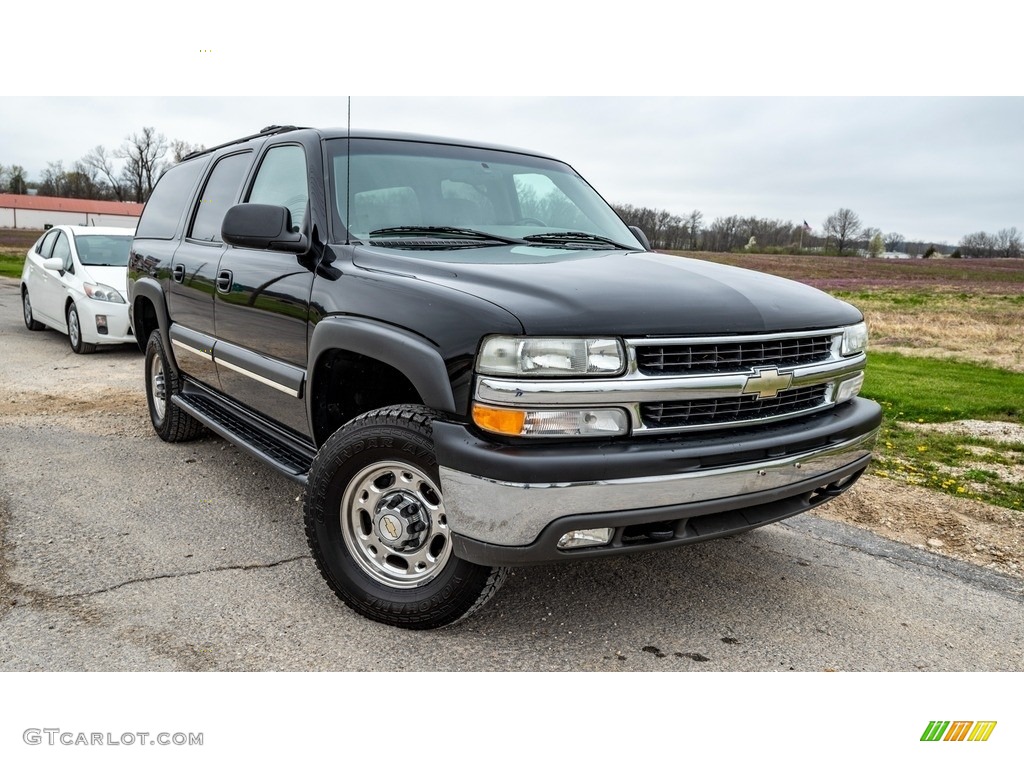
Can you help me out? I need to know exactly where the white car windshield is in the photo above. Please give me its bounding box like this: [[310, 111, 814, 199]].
[[74, 234, 132, 267]]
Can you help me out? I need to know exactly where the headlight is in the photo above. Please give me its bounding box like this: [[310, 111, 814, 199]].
[[476, 336, 625, 377], [83, 283, 125, 304], [841, 322, 868, 356]]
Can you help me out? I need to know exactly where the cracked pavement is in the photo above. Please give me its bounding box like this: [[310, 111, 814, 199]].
[[1, 276, 1023, 671]]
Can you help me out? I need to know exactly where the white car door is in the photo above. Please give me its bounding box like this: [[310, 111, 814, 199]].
[[24, 229, 61, 326], [36, 229, 75, 328]]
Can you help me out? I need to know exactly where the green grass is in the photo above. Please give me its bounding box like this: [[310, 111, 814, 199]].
[[863, 352, 1023, 512], [863, 352, 1023, 423], [0, 250, 25, 279]]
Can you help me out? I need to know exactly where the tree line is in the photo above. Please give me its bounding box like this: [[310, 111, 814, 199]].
[[614, 203, 1022, 258], [0, 128, 203, 204]]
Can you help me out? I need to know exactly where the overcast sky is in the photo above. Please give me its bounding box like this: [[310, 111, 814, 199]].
[[3, 6, 1021, 247], [2, 96, 1020, 245]]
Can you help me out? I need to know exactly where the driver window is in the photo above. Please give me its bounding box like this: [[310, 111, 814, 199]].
[[52, 232, 74, 274], [248, 145, 308, 233], [38, 229, 60, 257]]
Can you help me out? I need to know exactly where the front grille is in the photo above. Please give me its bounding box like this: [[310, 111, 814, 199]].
[[636, 335, 834, 375], [641, 384, 829, 429]]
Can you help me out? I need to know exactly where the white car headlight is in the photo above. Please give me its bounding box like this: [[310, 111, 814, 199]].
[[476, 336, 625, 377], [84, 283, 125, 304], [841, 322, 868, 356]]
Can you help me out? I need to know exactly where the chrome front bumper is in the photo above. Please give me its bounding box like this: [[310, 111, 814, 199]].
[[439, 426, 879, 548]]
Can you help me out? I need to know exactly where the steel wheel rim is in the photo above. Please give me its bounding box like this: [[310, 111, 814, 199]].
[[68, 307, 80, 347], [150, 353, 167, 422], [340, 460, 452, 589], [23, 293, 32, 326]]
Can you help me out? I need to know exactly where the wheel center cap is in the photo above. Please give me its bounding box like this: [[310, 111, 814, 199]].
[[374, 491, 429, 552]]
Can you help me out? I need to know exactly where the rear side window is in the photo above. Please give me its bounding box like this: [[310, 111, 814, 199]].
[[37, 229, 60, 257], [189, 152, 252, 243], [136, 159, 206, 239]]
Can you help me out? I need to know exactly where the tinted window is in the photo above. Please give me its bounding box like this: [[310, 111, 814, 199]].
[[248, 145, 308, 232], [136, 159, 206, 240], [189, 152, 252, 242]]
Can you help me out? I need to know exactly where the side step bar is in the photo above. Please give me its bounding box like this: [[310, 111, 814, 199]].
[[173, 382, 316, 484]]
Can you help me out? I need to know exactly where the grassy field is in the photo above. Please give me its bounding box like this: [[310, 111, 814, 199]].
[[683, 250, 1024, 512], [0, 228, 43, 278]]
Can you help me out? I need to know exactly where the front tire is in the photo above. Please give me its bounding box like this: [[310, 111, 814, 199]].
[[67, 303, 96, 354], [304, 405, 508, 629], [144, 329, 205, 442]]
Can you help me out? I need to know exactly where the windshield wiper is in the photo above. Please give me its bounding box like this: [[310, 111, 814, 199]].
[[522, 231, 635, 250], [369, 226, 526, 245]]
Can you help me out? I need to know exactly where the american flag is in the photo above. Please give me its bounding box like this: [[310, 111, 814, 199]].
[[803, 220, 812, 232]]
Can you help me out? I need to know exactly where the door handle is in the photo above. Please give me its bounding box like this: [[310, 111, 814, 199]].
[[216, 270, 233, 293], [172, 264, 185, 283]]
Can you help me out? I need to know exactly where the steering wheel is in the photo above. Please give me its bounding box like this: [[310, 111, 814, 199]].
[[513, 217, 546, 227]]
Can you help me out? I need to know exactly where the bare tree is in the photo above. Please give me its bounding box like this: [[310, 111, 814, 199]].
[[883, 232, 904, 252], [117, 127, 168, 202], [170, 139, 205, 164], [684, 210, 703, 250], [822, 208, 863, 256], [83, 145, 126, 201], [996, 227, 1022, 258]]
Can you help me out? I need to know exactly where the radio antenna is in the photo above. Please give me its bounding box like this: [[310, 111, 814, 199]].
[[345, 96, 352, 246]]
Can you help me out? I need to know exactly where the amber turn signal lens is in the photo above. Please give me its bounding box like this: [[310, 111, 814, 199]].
[[472, 404, 527, 436]]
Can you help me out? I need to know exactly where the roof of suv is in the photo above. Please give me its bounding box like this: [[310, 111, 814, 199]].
[[185, 125, 560, 163]]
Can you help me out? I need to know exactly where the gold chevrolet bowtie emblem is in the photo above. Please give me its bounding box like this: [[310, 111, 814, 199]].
[[382, 517, 399, 540], [742, 367, 793, 399]]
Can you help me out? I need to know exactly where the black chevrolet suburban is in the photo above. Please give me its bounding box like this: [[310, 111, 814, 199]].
[[128, 125, 882, 629]]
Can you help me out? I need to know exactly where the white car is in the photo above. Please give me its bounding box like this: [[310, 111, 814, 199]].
[[21, 225, 136, 353]]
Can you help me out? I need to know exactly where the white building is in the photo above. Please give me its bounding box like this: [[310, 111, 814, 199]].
[[0, 194, 143, 229]]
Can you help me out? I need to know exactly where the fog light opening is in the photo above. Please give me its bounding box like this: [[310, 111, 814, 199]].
[[95, 315, 108, 335], [557, 528, 614, 550]]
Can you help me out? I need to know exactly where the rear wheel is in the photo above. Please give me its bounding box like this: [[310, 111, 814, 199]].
[[144, 329, 205, 442], [304, 405, 507, 629], [22, 289, 44, 331], [67, 303, 96, 354]]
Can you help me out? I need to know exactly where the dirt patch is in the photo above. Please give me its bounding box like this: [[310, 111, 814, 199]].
[[815, 475, 1024, 577], [905, 419, 1024, 444], [0, 388, 150, 438]]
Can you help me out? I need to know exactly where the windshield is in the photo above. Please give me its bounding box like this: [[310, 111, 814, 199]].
[[328, 138, 641, 251], [73, 234, 132, 267]]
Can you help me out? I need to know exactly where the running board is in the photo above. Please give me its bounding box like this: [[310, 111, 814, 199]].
[[174, 383, 315, 484]]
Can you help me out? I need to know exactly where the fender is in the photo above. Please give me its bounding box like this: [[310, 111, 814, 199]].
[[130, 276, 179, 375], [306, 316, 458, 429]]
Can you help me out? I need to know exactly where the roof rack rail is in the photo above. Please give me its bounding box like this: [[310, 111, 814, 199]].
[[181, 125, 306, 162]]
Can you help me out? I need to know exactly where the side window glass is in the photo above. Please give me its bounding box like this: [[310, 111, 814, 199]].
[[136, 159, 206, 240], [248, 145, 308, 232], [52, 232, 74, 273], [189, 152, 252, 243], [38, 229, 60, 257]]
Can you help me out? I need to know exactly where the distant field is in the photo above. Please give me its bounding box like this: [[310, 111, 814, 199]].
[[675, 250, 1024, 294]]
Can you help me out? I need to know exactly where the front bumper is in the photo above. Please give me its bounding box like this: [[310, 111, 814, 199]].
[[76, 297, 134, 345], [433, 397, 882, 565]]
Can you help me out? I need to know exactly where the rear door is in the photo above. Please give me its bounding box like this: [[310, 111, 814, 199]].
[[167, 150, 254, 388]]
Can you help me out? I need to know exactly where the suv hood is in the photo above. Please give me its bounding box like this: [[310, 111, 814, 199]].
[[353, 247, 862, 336]]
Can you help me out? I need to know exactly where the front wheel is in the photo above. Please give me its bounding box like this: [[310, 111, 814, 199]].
[[67, 303, 96, 354], [304, 405, 507, 629]]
